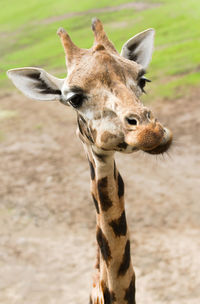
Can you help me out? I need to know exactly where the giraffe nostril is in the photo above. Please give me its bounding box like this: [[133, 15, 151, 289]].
[[126, 117, 138, 126]]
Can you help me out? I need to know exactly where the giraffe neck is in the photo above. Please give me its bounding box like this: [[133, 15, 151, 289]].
[[86, 145, 136, 304]]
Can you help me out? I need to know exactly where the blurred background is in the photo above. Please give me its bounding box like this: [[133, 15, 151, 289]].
[[0, 0, 200, 303]]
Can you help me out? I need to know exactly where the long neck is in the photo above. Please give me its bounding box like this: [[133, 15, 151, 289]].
[[86, 145, 136, 304]]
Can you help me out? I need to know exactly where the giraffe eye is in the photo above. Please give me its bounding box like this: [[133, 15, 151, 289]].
[[68, 93, 85, 108], [138, 77, 151, 93]]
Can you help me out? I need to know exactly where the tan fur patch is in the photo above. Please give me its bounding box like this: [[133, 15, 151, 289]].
[[101, 131, 118, 143]]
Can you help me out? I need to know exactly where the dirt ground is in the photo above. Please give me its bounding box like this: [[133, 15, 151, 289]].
[[0, 88, 200, 304]]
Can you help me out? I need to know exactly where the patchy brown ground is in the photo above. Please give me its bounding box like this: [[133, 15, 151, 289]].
[[0, 88, 200, 304]]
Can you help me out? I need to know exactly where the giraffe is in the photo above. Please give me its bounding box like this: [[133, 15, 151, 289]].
[[7, 18, 172, 304]]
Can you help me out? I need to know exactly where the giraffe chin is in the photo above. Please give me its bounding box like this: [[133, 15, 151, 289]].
[[142, 128, 173, 155]]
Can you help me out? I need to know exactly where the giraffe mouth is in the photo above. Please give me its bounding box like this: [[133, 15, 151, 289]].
[[143, 128, 173, 155], [124, 125, 173, 155]]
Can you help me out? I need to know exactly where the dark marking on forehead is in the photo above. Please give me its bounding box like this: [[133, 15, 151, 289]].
[[101, 65, 112, 87], [97, 177, 113, 211], [92, 193, 100, 214], [88, 159, 95, 180], [118, 173, 124, 198], [118, 240, 131, 277], [124, 275, 136, 304], [101, 281, 116, 304], [29, 72, 61, 95], [89, 295, 92, 304], [113, 65, 127, 84], [96, 227, 112, 265], [109, 211, 127, 237], [96, 52, 127, 85]]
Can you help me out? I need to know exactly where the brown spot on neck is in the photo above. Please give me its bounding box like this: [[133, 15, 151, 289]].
[[101, 280, 116, 304], [117, 173, 124, 198], [96, 227, 112, 265], [124, 275, 136, 304], [97, 177, 113, 211], [118, 240, 131, 277], [109, 211, 127, 237]]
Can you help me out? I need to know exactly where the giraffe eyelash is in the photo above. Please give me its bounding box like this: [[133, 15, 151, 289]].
[[62, 91, 87, 108], [67, 93, 86, 108], [138, 77, 151, 93]]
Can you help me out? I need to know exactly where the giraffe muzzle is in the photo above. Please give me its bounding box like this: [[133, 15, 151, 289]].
[[144, 127, 173, 154], [125, 124, 173, 154]]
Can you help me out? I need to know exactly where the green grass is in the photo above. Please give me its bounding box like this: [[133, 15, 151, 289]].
[[1, 0, 200, 101], [0, 109, 18, 120]]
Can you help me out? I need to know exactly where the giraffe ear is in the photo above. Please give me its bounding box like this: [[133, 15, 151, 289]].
[[7, 67, 64, 101], [120, 29, 155, 69]]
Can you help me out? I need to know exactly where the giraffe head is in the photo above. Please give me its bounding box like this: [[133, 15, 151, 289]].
[[7, 18, 172, 155]]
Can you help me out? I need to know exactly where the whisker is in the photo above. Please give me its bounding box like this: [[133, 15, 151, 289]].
[[165, 151, 173, 160]]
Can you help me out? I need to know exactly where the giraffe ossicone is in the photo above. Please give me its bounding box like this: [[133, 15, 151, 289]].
[[7, 18, 172, 304]]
